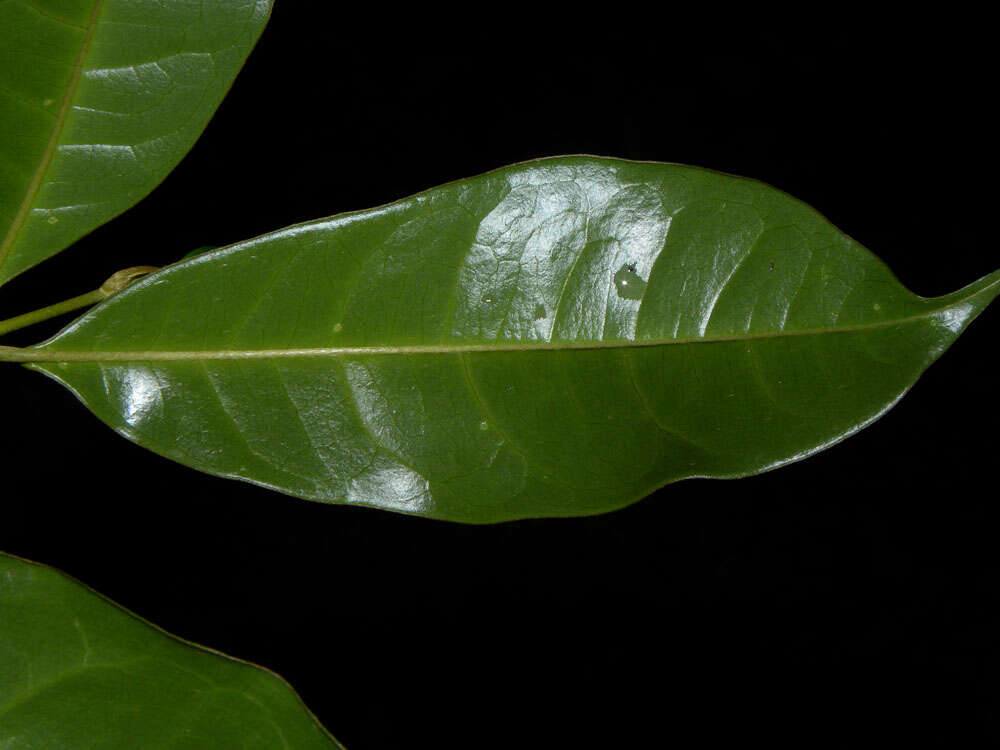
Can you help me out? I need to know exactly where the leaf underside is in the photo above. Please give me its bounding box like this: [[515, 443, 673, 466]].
[[25, 156, 1000, 523], [0, 0, 272, 286], [0, 552, 342, 748]]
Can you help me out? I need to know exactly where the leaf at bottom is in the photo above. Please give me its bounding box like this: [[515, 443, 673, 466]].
[[0, 552, 342, 748]]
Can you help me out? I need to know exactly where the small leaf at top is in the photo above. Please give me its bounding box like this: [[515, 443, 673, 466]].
[[0, 0, 272, 287], [0, 552, 343, 748], [15, 157, 1000, 523]]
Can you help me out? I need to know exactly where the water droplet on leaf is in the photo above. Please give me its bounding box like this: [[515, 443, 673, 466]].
[[333, 322, 342, 333], [614, 263, 647, 300], [479, 420, 488, 431]]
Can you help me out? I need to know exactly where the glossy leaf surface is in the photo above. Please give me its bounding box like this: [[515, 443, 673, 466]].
[[0, 0, 272, 286], [0, 552, 342, 747], [17, 157, 1000, 523]]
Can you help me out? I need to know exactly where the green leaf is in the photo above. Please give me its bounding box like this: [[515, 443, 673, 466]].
[[0, 0, 272, 287], [181, 244, 219, 261], [0, 552, 343, 748], [11, 156, 1000, 523]]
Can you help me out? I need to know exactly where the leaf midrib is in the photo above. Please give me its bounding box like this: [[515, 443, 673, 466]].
[[0, 0, 105, 275], [0, 293, 988, 364]]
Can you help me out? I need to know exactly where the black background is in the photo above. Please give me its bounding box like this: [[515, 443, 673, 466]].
[[2, 8, 998, 749]]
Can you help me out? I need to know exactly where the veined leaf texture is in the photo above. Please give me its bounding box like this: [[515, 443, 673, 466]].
[[8, 157, 998, 523], [0, 0, 272, 286], [0, 552, 342, 747]]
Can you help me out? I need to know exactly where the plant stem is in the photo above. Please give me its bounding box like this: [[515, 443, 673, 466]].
[[0, 289, 105, 337], [0, 265, 158, 338]]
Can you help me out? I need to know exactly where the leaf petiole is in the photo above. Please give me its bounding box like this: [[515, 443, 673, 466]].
[[0, 266, 158, 338]]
